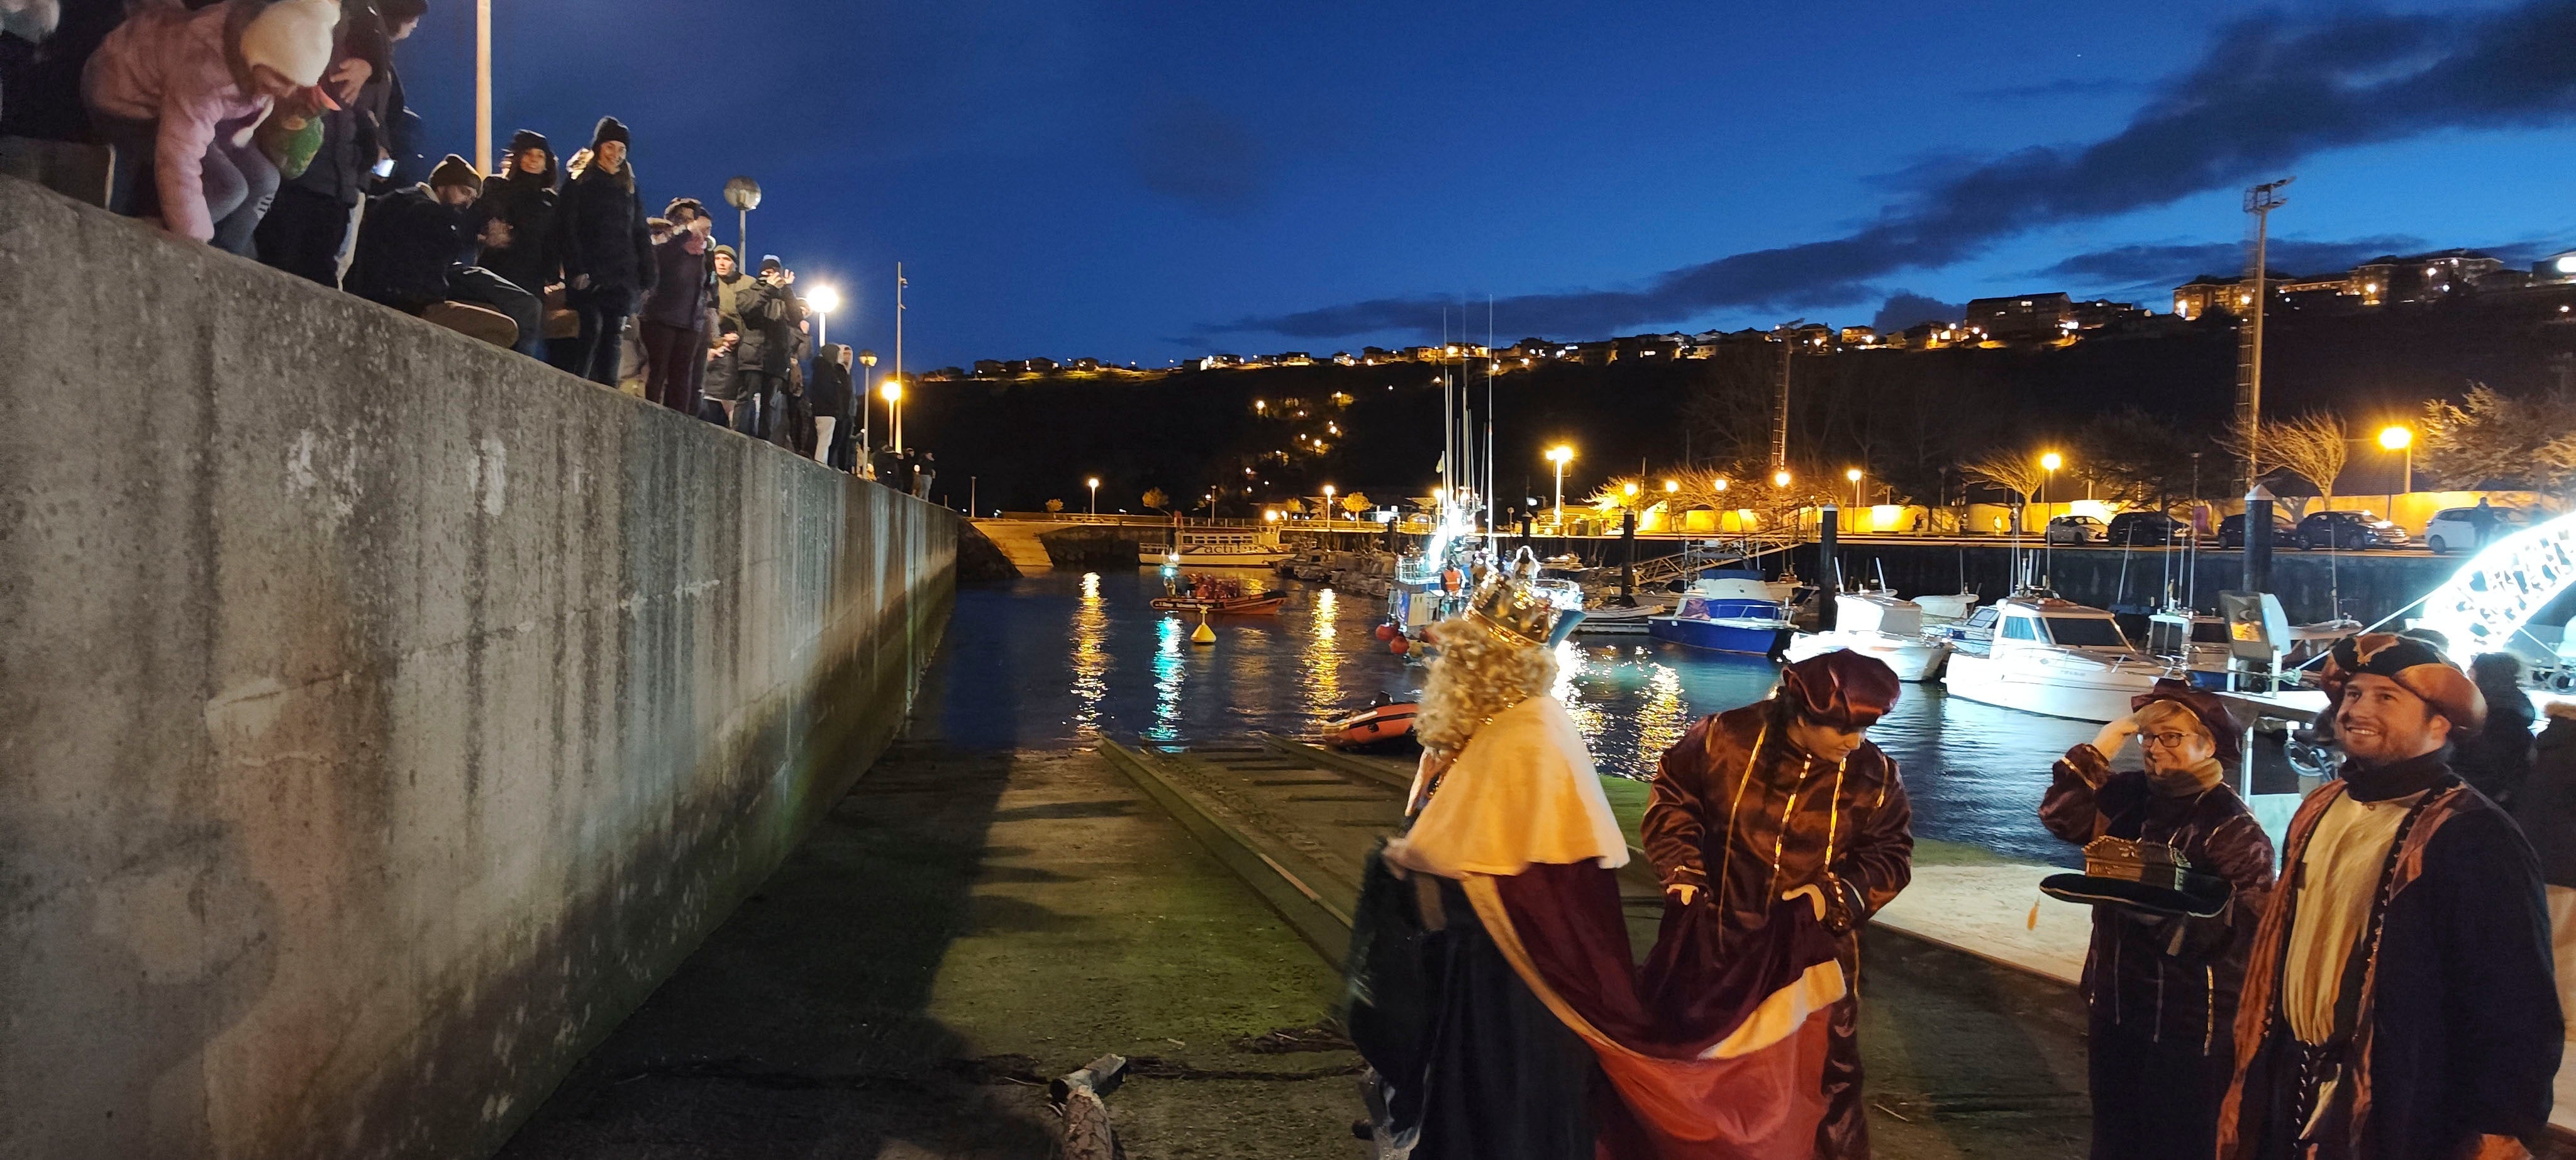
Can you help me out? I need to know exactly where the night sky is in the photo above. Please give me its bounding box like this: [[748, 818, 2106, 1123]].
[[397, 0, 2576, 371]]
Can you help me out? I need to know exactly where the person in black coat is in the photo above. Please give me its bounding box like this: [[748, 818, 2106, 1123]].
[[553, 116, 655, 386], [808, 344, 853, 467], [476, 129, 561, 342], [2516, 700, 2576, 1047], [2458, 651, 2536, 805], [254, 0, 423, 286], [345, 155, 541, 350], [731, 255, 803, 440]]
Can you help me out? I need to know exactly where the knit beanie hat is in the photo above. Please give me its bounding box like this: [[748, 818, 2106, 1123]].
[[238, 0, 341, 88], [506, 128, 550, 155], [427, 154, 483, 195], [591, 117, 631, 149], [712, 244, 738, 262]]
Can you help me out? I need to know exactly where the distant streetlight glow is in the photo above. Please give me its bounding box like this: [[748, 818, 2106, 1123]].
[[1772, 470, 1791, 488], [1086, 476, 1100, 516], [2379, 425, 2412, 450], [1545, 445, 1575, 531], [1846, 467, 1864, 511], [1846, 467, 1862, 481], [2040, 452, 2063, 471], [806, 284, 840, 315], [1664, 479, 1680, 493], [1715, 477, 1729, 492]]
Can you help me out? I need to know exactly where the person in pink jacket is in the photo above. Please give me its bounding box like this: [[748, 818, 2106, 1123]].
[[82, 0, 338, 254]]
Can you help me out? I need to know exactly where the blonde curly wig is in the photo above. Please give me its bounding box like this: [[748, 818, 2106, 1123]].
[[1416, 615, 1559, 757]]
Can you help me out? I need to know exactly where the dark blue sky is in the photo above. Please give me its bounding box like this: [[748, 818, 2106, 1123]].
[[401, 0, 2576, 370]]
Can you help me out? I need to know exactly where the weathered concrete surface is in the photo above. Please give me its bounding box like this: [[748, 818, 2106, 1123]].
[[496, 743, 1366, 1159], [0, 177, 958, 1159]]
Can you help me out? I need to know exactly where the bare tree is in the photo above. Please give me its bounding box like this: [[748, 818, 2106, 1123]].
[[2259, 411, 2349, 510], [1960, 450, 2046, 504]]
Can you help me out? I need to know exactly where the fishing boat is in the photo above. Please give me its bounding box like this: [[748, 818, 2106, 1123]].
[[1324, 693, 1419, 749], [1916, 591, 1981, 622], [1940, 594, 2171, 722], [1784, 590, 1950, 681], [1152, 572, 1287, 615], [1647, 571, 1797, 656]]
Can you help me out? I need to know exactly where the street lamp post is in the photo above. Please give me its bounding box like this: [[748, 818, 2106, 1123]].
[[1546, 445, 1574, 532], [855, 350, 877, 469], [1087, 477, 1101, 516], [879, 378, 902, 452], [2040, 452, 2063, 533], [806, 284, 840, 350], [474, 0, 491, 173], [1323, 484, 1335, 521], [2380, 425, 2414, 520], [723, 177, 762, 259], [1846, 467, 1863, 528]]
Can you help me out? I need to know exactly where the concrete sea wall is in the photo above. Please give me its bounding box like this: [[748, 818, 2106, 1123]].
[[0, 179, 957, 1158]]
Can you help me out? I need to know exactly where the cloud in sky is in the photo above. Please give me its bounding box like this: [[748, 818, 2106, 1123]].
[[1873, 293, 1963, 333], [1216, 0, 2576, 342], [2041, 236, 2427, 288], [1964, 77, 2136, 103]]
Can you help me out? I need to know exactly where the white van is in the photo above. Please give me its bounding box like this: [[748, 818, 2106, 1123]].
[[2422, 505, 2529, 554]]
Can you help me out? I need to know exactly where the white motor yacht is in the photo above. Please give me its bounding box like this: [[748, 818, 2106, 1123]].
[[1916, 590, 1980, 622], [1784, 591, 1951, 681], [1940, 594, 2172, 722]]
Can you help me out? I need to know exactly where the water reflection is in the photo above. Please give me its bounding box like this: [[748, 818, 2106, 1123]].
[[1304, 588, 1343, 723], [1149, 614, 1186, 742], [930, 571, 2095, 866], [1069, 572, 1108, 733]]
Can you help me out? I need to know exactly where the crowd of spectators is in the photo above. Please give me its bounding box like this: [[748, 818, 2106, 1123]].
[[0, 0, 915, 483]]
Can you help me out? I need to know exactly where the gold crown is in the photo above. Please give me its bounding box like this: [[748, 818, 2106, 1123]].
[[1466, 548, 1563, 649]]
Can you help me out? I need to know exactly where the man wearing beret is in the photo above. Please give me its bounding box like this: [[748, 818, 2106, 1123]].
[[2220, 635, 2562, 1160], [1641, 649, 1914, 1157]]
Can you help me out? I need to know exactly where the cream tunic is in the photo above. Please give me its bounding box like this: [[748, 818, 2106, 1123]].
[[2282, 788, 2426, 1044], [1390, 694, 1629, 879]]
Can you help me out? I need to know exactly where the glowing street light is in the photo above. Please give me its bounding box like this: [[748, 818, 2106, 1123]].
[[879, 377, 904, 452], [1846, 467, 1864, 511], [2380, 425, 2415, 505], [1086, 476, 1100, 516], [1664, 479, 1680, 494], [2040, 452, 2063, 532], [806, 284, 840, 349], [1715, 477, 1730, 493], [1323, 484, 1336, 518], [1545, 445, 1575, 531], [1772, 469, 1792, 488]]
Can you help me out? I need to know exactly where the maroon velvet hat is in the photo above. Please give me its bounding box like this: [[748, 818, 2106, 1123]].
[[2130, 678, 2241, 766], [1779, 649, 1902, 729]]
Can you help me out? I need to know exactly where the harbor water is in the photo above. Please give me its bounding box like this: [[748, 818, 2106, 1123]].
[[916, 571, 2116, 866]]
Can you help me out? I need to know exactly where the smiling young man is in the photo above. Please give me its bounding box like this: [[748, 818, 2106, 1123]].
[[2220, 635, 2561, 1160]]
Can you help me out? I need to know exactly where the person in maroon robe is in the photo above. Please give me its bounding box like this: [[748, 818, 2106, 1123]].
[[2039, 679, 2277, 1160], [1346, 554, 1868, 1160], [1640, 650, 1914, 1158]]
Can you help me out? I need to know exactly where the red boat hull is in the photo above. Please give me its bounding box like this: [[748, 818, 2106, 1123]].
[[1325, 703, 1419, 748]]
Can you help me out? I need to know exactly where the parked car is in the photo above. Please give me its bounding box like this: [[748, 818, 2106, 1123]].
[[2043, 515, 2108, 544], [2423, 505, 2530, 554], [2218, 512, 2299, 549], [2106, 511, 2190, 546], [2294, 510, 2410, 551]]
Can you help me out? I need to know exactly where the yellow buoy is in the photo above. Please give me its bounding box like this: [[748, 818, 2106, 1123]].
[[1191, 612, 1216, 645]]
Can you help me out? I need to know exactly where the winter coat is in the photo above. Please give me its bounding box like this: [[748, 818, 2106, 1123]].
[[639, 234, 711, 330], [2514, 705, 2576, 888], [2040, 744, 2277, 1056], [2458, 685, 2536, 806], [553, 162, 655, 315], [711, 269, 755, 331], [732, 277, 804, 379], [345, 183, 475, 310], [808, 357, 852, 418], [81, 0, 274, 243], [475, 164, 558, 295], [702, 343, 743, 403]]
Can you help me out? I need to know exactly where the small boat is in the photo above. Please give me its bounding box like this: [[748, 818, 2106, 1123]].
[[1917, 590, 1981, 622], [1940, 594, 2172, 722], [1324, 693, 1419, 749], [1570, 600, 1665, 637], [1152, 572, 1287, 615], [1785, 590, 1950, 681], [1648, 571, 1797, 656]]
